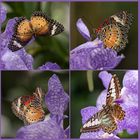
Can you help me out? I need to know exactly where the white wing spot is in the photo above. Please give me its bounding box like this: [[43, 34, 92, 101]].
[[110, 79, 115, 89], [111, 92, 116, 98], [94, 119, 101, 125], [83, 119, 101, 128], [111, 15, 125, 26], [13, 41, 23, 48], [17, 97, 21, 113], [51, 25, 57, 35], [112, 89, 115, 93]]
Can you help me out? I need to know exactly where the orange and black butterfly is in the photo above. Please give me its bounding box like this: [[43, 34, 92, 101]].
[[95, 11, 133, 52], [11, 87, 45, 125], [80, 74, 125, 134], [8, 11, 64, 52]]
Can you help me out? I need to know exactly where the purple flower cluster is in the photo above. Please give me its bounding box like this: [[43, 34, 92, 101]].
[[70, 18, 124, 70], [16, 74, 69, 139], [0, 4, 61, 70], [80, 71, 138, 139]]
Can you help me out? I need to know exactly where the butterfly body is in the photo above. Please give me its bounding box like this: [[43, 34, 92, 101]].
[[8, 11, 64, 52], [80, 74, 125, 134], [95, 11, 133, 52], [11, 87, 45, 125]]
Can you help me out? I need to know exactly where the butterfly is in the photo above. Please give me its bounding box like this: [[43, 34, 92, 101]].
[[8, 11, 64, 52], [80, 74, 125, 134], [11, 87, 45, 125], [95, 11, 133, 52]]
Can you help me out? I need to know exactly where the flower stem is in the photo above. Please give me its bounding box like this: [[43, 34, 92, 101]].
[[86, 71, 94, 92]]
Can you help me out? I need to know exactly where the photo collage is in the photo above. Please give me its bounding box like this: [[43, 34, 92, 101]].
[[0, 1, 138, 139]]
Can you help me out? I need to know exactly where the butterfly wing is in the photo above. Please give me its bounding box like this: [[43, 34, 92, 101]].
[[23, 89, 45, 125], [111, 104, 125, 121], [97, 23, 128, 52], [11, 88, 45, 125], [11, 96, 30, 121], [96, 11, 133, 52], [106, 74, 125, 120], [24, 88, 45, 125], [111, 11, 133, 31], [30, 12, 50, 36], [106, 74, 121, 106], [8, 17, 33, 51], [49, 18, 64, 36], [30, 11, 64, 36], [81, 107, 117, 134], [23, 106, 45, 125], [11, 97, 23, 119], [101, 113, 117, 134], [33, 87, 44, 102], [80, 109, 103, 133]]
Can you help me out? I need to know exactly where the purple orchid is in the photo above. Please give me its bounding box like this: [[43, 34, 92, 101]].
[[0, 4, 61, 70], [80, 71, 138, 139], [16, 74, 69, 139], [38, 62, 61, 70], [45, 74, 69, 123], [70, 18, 124, 70]]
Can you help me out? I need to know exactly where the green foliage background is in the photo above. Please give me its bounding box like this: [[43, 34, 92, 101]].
[[1, 71, 69, 138], [71, 2, 138, 69], [2, 2, 69, 69], [71, 71, 138, 138]]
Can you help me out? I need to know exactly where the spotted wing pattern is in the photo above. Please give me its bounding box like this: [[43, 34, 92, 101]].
[[81, 74, 125, 134], [31, 11, 64, 36], [96, 11, 133, 52], [11, 87, 45, 125], [8, 17, 33, 51], [106, 74, 121, 105], [111, 104, 125, 121], [8, 11, 64, 52], [80, 105, 117, 134]]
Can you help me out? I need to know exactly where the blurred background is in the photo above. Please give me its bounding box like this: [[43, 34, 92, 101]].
[[1, 71, 69, 138], [71, 71, 138, 138], [1, 2, 69, 69], [71, 2, 138, 69]]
